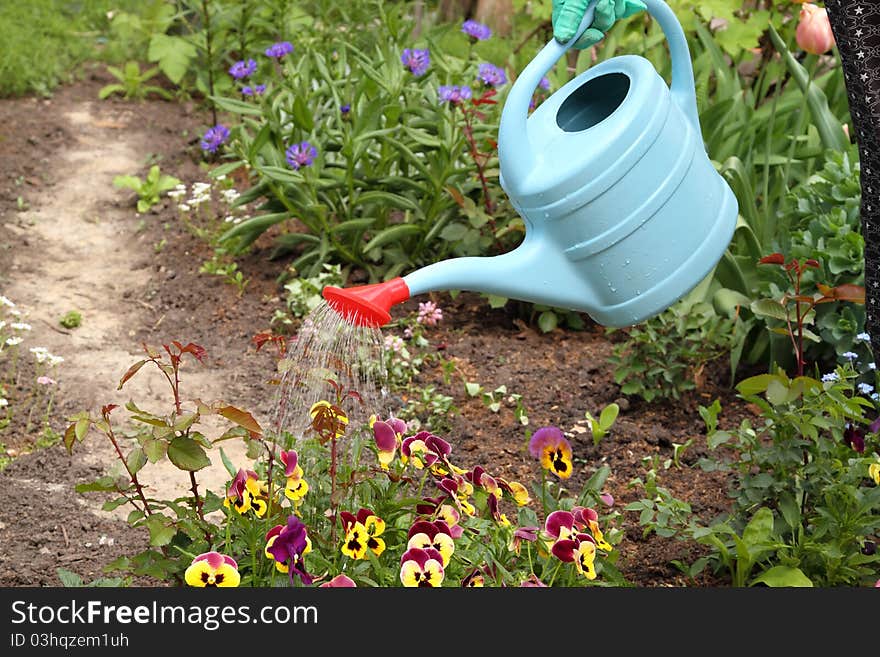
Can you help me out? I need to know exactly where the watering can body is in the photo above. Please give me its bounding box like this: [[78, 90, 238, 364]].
[[324, 0, 737, 328], [404, 0, 737, 327]]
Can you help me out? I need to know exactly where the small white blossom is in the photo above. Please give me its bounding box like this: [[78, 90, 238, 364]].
[[858, 382, 875, 395], [5, 336, 22, 346], [224, 215, 235, 223], [0, 295, 14, 307], [192, 182, 211, 193], [215, 174, 227, 182], [48, 355, 64, 366], [842, 351, 859, 360], [873, 392, 880, 402], [98, 535, 115, 546], [0, 321, 6, 330], [0, 398, 8, 407], [10, 322, 32, 331], [821, 372, 840, 383], [167, 188, 187, 199], [178, 203, 191, 212], [7, 309, 21, 317], [870, 363, 877, 371], [221, 189, 240, 203], [856, 332, 871, 343]]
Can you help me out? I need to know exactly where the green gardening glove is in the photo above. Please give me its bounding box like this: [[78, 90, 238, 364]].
[[552, 0, 647, 49]]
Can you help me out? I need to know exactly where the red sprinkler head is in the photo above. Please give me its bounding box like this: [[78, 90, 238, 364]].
[[322, 277, 411, 328]]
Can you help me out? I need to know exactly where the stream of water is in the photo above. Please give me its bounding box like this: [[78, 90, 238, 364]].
[[271, 301, 389, 441]]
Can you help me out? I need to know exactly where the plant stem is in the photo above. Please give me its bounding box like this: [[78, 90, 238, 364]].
[[189, 470, 212, 546], [459, 105, 495, 215], [329, 435, 338, 547], [201, 0, 218, 127], [106, 425, 152, 517]]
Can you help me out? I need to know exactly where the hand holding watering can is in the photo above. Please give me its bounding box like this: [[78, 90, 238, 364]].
[[323, 0, 738, 328]]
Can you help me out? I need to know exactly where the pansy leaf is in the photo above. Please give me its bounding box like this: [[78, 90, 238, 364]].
[[751, 566, 813, 588], [167, 436, 211, 472]]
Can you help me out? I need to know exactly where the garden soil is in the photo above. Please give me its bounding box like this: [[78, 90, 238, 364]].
[[0, 70, 757, 587]]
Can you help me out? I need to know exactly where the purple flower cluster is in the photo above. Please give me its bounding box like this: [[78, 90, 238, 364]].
[[462, 19, 491, 41], [265, 41, 294, 58], [477, 62, 507, 87], [200, 124, 230, 153], [242, 84, 266, 97], [229, 58, 257, 79], [401, 48, 431, 77], [438, 85, 472, 105], [286, 141, 318, 170]]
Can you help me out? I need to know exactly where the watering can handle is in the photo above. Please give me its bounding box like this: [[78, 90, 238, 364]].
[[500, 0, 700, 180]]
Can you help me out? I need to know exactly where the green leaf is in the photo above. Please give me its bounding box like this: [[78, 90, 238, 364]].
[[736, 374, 775, 396], [144, 514, 176, 547], [766, 378, 789, 406], [751, 566, 813, 588], [210, 95, 264, 116], [465, 382, 482, 397], [56, 568, 83, 587], [167, 436, 211, 472], [219, 446, 238, 478], [750, 298, 788, 321], [147, 34, 197, 85], [742, 507, 774, 549], [537, 311, 558, 333], [439, 223, 468, 241], [113, 175, 142, 192], [75, 476, 120, 493], [126, 447, 147, 476], [363, 224, 422, 252], [599, 403, 620, 429], [102, 497, 131, 512], [292, 94, 315, 131], [142, 438, 166, 463], [486, 294, 508, 309]]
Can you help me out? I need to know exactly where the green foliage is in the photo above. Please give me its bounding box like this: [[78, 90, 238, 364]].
[[199, 254, 249, 296], [699, 365, 880, 587], [59, 310, 82, 329], [585, 402, 619, 446], [0, 0, 148, 97], [281, 264, 344, 320], [609, 295, 739, 402], [113, 165, 181, 213], [99, 61, 173, 100], [215, 2, 524, 281]]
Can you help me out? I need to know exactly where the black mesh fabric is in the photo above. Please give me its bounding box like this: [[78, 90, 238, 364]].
[[825, 0, 880, 358]]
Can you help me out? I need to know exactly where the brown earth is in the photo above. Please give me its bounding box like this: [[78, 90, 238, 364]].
[[0, 70, 756, 587]]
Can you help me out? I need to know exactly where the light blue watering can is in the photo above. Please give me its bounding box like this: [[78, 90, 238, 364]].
[[323, 0, 737, 328]]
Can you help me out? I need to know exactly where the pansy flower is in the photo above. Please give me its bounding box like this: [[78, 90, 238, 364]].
[[461, 564, 497, 588], [244, 475, 269, 517], [371, 415, 406, 468], [400, 547, 445, 587], [280, 449, 309, 502], [401, 431, 451, 470], [510, 526, 539, 555], [223, 468, 267, 516], [320, 574, 356, 587], [264, 523, 311, 573], [184, 552, 240, 588], [498, 477, 531, 506], [520, 574, 548, 587], [416, 497, 464, 538], [265, 515, 313, 584], [528, 426, 574, 479], [573, 506, 612, 551], [543, 510, 598, 580], [437, 474, 476, 516], [869, 461, 880, 485], [574, 540, 598, 580], [467, 465, 501, 499], [844, 423, 866, 453], [486, 492, 511, 526], [340, 508, 386, 559], [407, 520, 455, 567]]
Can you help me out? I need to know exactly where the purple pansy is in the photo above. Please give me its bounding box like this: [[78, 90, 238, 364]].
[[285, 141, 318, 170], [200, 124, 230, 153], [401, 48, 431, 76], [478, 63, 507, 87], [266, 515, 313, 585], [462, 19, 491, 41], [265, 41, 294, 58], [229, 58, 257, 79], [843, 423, 866, 453], [438, 85, 472, 105]]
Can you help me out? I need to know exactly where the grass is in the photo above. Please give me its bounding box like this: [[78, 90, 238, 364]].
[[0, 0, 146, 97]]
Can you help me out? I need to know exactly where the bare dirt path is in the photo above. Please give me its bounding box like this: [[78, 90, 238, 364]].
[[0, 80, 256, 585]]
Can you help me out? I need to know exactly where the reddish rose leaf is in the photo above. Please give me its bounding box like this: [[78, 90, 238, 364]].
[[173, 341, 208, 362], [101, 404, 118, 417], [217, 405, 262, 437], [759, 253, 785, 265], [804, 259, 820, 269], [118, 359, 147, 390], [64, 424, 77, 454], [817, 283, 865, 304]]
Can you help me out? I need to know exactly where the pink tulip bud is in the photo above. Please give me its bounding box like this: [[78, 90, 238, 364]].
[[796, 4, 835, 55]]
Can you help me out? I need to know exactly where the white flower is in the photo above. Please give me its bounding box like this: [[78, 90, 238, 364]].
[[221, 189, 240, 203], [5, 336, 22, 346], [870, 363, 877, 371], [858, 382, 875, 395], [10, 322, 32, 331], [224, 215, 235, 223], [215, 174, 227, 182], [167, 189, 186, 199], [192, 182, 211, 193], [178, 203, 191, 212], [0, 320, 6, 330], [842, 351, 858, 360], [856, 332, 871, 343], [48, 355, 64, 366], [0, 295, 14, 307], [821, 372, 840, 383], [8, 309, 21, 317], [0, 398, 8, 407], [98, 535, 115, 546]]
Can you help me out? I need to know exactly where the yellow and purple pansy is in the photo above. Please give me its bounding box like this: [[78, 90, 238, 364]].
[[416, 497, 465, 538], [870, 461, 880, 485], [280, 449, 309, 502], [265, 523, 313, 574], [401, 431, 451, 470], [438, 474, 476, 516], [407, 519, 455, 567], [399, 547, 445, 587], [223, 468, 268, 516], [510, 526, 539, 555], [265, 515, 313, 585], [573, 505, 612, 552], [184, 552, 240, 588], [543, 510, 598, 580], [370, 415, 406, 468], [528, 426, 574, 479], [498, 477, 532, 506], [340, 508, 386, 559]]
